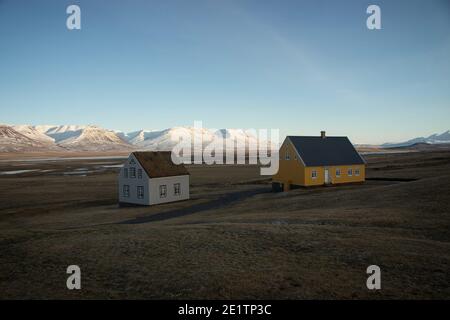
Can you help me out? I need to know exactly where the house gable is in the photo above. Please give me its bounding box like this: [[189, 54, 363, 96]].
[[121, 153, 150, 181], [119, 153, 151, 205], [273, 138, 306, 186]]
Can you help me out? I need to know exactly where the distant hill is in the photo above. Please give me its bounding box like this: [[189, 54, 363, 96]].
[[0, 125, 59, 152], [56, 125, 132, 151], [382, 130, 450, 148], [389, 142, 450, 151], [1, 124, 131, 152]]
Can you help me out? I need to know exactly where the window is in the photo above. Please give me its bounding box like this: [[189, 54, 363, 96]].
[[130, 167, 136, 178], [159, 185, 167, 198], [174, 183, 181, 196], [123, 168, 128, 178], [348, 168, 353, 176], [355, 169, 360, 176], [137, 186, 144, 199], [311, 170, 317, 179], [285, 150, 290, 160], [123, 185, 130, 197], [137, 169, 142, 179], [336, 169, 341, 177]]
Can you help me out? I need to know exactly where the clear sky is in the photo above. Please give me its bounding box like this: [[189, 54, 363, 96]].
[[0, 0, 449, 144]]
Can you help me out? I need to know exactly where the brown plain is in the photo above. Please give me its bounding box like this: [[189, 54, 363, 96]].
[[0, 150, 449, 299]]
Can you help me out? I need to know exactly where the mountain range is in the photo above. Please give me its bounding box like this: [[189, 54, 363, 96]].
[[0, 124, 275, 152], [1, 124, 449, 152], [381, 130, 450, 148]]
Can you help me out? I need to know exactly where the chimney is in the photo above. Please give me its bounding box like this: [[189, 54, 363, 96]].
[[321, 131, 326, 139]]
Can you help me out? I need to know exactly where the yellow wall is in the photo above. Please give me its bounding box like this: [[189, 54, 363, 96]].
[[272, 138, 365, 188], [304, 165, 365, 186], [272, 139, 305, 186]]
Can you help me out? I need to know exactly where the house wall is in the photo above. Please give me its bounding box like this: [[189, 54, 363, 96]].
[[118, 153, 151, 205], [304, 165, 365, 186], [272, 138, 365, 188], [272, 139, 306, 187], [149, 175, 190, 205]]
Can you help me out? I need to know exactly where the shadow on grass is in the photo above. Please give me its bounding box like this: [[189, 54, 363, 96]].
[[118, 186, 271, 225], [366, 177, 418, 182]]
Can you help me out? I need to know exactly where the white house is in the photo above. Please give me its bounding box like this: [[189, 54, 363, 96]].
[[118, 151, 190, 206]]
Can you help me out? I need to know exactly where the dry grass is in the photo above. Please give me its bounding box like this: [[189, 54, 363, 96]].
[[0, 151, 450, 299]]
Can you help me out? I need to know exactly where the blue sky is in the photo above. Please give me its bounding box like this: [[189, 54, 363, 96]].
[[0, 0, 449, 144]]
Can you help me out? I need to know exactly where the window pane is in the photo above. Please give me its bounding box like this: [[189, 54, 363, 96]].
[[123, 185, 130, 197], [137, 186, 144, 199], [159, 185, 167, 198], [174, 183, 181, 195]]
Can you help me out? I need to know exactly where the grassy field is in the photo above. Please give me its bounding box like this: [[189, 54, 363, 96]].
[[0, 151, 449, 299]]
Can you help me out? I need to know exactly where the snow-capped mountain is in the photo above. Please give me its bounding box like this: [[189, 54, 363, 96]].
[[40, 125, 87, 143], [56, 125, 132, 151], [12, 125, 55, 144], [2, 124, 131, 152], [2, 123, 448, 153], [131, 127, 275, 151], [0, 123, 278, 153], [0, 125, 58, 152], [1, 124, 277, 152], [135, 127, 214, 150], [427, 130, 450, 143], [382, 130, 450, 148], [121, 130, 161, 145], [213, 128, 270, 150]]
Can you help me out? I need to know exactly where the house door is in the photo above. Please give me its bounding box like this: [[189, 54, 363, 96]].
[[324, 168, 331, 184]]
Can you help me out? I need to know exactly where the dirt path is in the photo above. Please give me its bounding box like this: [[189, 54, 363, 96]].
[[118, 185, 271, 224]]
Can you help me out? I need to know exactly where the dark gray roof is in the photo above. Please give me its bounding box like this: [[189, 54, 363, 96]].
[[287, 136, 365, 166]]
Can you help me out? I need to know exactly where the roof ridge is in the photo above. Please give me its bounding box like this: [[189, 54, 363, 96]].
[[287, 135, 349, 138]]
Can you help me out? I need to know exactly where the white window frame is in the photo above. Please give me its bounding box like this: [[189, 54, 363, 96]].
[[137, 186, 144, 199], [348, 168, 353, 176], [130, 167, 136, 178], [137, 168, 142, 179], [285, 150, 290, 160], [123, 185, 130, 197], [355, 169, 360, 176], [159, 185, 167, 198], [311, 170, 317, 179], [174, 183, 181, 196], [336, 169, 341, 177]]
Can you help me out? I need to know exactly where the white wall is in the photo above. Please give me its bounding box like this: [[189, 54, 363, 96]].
[[118, 153, 190, 206], [118, 153, 151, 205], [149, 175, 190, 205]]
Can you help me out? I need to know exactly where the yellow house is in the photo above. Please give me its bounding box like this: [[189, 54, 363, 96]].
[[272, 131, 366, 191]]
